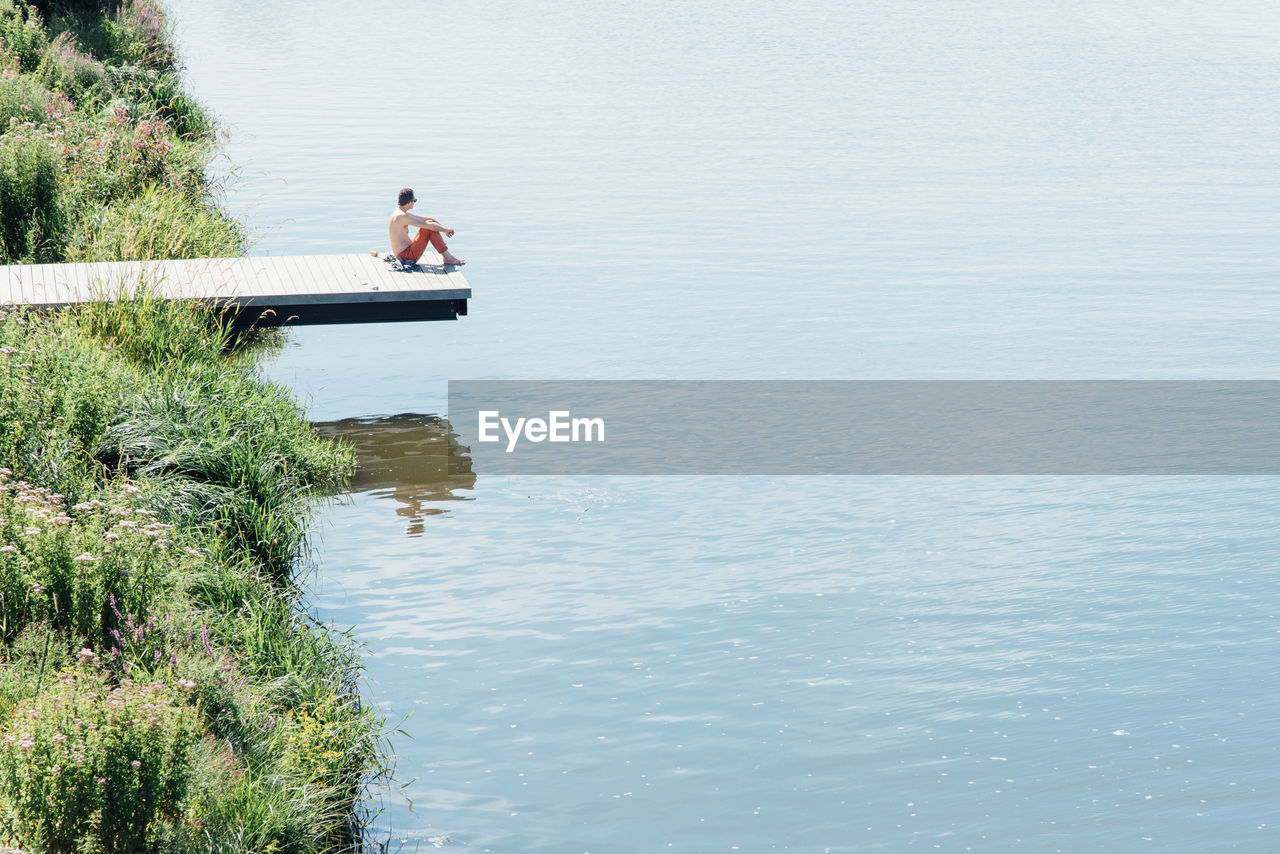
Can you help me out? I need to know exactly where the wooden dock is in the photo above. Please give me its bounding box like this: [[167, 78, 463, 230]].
[[0, 253, 470, 327]]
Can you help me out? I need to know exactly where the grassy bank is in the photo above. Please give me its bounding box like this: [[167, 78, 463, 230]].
[[2, 0, 241, 263], [2, 2, 386, 851]]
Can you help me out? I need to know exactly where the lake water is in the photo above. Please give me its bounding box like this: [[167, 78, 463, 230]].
[[166, 2, 1280, 851]]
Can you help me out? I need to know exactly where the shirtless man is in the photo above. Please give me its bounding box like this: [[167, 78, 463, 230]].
[[388, 187, 465, 266]]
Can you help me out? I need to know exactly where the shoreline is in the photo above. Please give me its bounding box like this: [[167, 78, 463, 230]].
[[1, 1, 384, 850]]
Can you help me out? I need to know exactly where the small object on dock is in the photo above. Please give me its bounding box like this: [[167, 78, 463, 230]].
[[0, 253, 470, 328]]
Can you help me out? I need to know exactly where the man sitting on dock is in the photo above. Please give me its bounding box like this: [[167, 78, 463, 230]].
[[389, 187, 465, 267]]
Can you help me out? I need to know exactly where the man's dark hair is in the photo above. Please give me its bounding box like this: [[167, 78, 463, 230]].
[[398, 187, 416, 206]]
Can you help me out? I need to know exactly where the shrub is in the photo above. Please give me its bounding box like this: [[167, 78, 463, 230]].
[[0, 307, 127, 492], [0, 471, 191, 649], [0, 667, 202, 853], [0, 65, 49, 124], [26, 0, 105, 16], [0, 133, 65, 261], [106, 64, 212, 140], [0, 0, 49, 73], [101, 0, 171, 70], [37, 31, 107, 103], [59, 105, 177, 207]]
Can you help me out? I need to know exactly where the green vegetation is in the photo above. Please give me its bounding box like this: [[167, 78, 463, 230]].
[[1, 0, 236, 265], [1, 2, 387, 851]]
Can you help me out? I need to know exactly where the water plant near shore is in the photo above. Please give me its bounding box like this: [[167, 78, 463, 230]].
[[1, 1, 387, 850]]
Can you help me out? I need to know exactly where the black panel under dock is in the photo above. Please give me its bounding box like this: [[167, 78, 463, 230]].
[[228, 298, 468, 328]]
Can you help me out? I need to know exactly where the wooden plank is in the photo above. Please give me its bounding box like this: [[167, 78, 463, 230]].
[[312, 254, 349, 294], [283, 255, 319, 294], [171, 259, 202, 301], [237, 256, 273, 297], [32, 264, 59, 305], [422, 254, 464, 292], [283, 255, 317, 295], [74, 263, 98, 302], [251, 256, 290, 296], [328, 255, 364, 293], [156, 258, 191, 299], [380, 251, 470, 299], [2, 263, 21, 305], [259, 257, 318, 324], [277, 256, 310, 295], [223, 257, 254, 297], [20, 265, 42, 305], [140, 259, 171, 298], [216, 259, 267, 323], [206, 257, 245, 301], [358, 254, 413, 295], [241, 265, 301, 322], [1, 263, 17, 305], [33, 265, 55, 303], [19, 265, 44, 306], [299, 255, 342, 295], [366, 252, 461, 294], [13, 264, 30, 304], [222, 257, 262, 301], [261, 256, 301, 297], [71, 262, 96, 301], [268, 257, 303, 297], [53, 263, 79, 304], [316, 255, 348, 290], [370, 255, 409, 293], [351, 253, 394, 293], [32, 265, 59, 306], [331, 254, 369, 292], [91, 261, 126, 300], [440, 264, 470, 295], [9, 266, 32, 305], [79, 261, 106, 300]]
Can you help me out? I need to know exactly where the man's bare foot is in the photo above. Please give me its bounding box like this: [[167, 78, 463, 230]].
[[441, 251, 466, 266]]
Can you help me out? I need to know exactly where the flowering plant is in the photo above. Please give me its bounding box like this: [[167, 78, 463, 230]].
[[0, 667, 200, 852]]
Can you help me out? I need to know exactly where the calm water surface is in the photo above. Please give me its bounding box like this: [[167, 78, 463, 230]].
[[167, 2, 1280, 850]]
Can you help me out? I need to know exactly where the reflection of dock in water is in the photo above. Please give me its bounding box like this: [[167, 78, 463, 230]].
[[313, 414, 475, 536]]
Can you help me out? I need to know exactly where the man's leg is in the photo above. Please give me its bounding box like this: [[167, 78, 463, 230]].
[[399, 227, 449, 263]]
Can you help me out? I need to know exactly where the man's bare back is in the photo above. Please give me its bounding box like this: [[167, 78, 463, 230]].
[[389, 187, 464, 266]]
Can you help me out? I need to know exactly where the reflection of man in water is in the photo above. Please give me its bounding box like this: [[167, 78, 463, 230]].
[[312, 413, 476, 537], [388, 187, 465, 267], [393, 483, 445, 537]]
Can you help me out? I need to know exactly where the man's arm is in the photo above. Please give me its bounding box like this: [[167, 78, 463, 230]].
[[406, 212, 453, 236]]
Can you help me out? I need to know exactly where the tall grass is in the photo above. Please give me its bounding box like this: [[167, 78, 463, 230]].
[[0, 134, 65, 262], [73, 185, 245, 263]]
